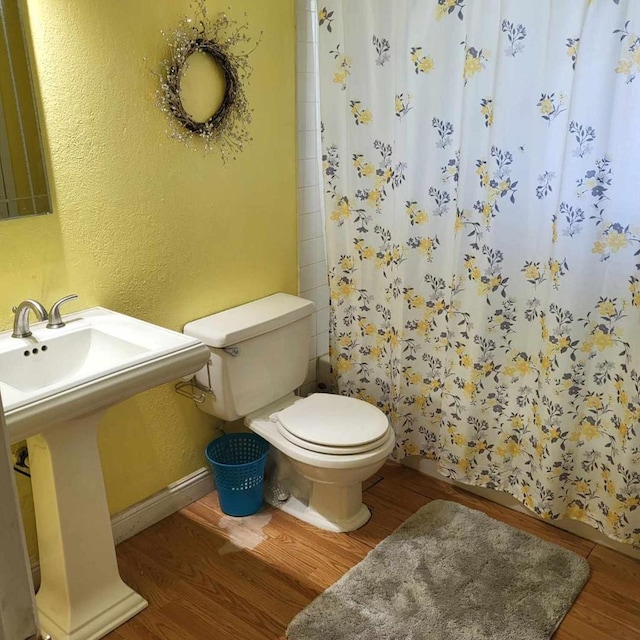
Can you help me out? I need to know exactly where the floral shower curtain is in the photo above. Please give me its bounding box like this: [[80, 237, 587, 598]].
[[318, 0, 640, 545]]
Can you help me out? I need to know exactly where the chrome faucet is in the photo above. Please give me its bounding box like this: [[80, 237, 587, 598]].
[[12, 300, 48, 338], [47, 294, 78, 329]]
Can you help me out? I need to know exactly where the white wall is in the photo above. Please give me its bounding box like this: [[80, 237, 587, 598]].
[[297, 0, 328, 396]]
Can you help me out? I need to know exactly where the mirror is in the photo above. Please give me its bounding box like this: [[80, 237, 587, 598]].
[[0, 0, 50, 219]]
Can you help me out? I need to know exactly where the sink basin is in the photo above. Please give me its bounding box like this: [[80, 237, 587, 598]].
[[0, 328, 148, 395], [1, 307, 210, 442]]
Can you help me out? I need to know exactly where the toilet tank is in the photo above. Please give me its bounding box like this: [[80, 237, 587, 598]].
[[183, 293, 315, 421]]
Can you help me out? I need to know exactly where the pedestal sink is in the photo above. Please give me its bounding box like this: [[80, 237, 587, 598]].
[[0, 307, 210, 640]]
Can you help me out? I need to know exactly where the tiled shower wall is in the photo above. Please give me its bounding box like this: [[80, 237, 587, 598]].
[[297, 0, 328, 396]]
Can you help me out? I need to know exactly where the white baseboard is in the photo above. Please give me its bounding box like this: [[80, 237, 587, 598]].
[[403, 456, 640, 561], [31, 467, 215, 587], [111, 466, 214, 546]]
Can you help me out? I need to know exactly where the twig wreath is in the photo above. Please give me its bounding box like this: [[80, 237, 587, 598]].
[[157, 1, 259, 162]]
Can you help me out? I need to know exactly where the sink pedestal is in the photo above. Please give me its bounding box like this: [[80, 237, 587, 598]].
[[28, 411, 147, 640]]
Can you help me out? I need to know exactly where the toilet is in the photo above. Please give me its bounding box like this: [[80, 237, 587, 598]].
[[183, 292, 395, 532]]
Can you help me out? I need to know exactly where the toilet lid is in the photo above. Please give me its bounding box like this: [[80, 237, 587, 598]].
[[276, 393, 389, 449]]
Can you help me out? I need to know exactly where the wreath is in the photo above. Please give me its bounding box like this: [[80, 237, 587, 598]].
[[157, 2, 259, 162]]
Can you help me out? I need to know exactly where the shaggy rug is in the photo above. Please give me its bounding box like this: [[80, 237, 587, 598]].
[[287, 500, 590, 640]]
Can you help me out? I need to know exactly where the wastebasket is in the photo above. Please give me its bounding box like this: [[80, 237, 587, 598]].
[[205, 433, 269, 516]]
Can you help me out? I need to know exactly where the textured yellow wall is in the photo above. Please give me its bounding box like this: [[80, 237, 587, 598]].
[[2, 0, 297, 556]]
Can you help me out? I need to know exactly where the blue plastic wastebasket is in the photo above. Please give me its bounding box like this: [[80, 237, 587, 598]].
[[205, 433, 269, 516]]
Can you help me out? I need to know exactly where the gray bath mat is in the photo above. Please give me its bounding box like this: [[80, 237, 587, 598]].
[[287, 500, 589, 640]]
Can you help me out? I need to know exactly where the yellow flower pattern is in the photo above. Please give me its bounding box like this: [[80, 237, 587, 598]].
[[537, 93, 566, 124], [435, 0, 465, 21], [463, 45, 488, 83], [319, 2, 640, 547], [614, 21, 640, 83], [419, 58, 435, 74], [330, 45, 351, 90], [566, 37, 580, 70], [410, 47, 435, 75], [395, 93, 412, 119], [350, 100, 373, 126], [480, 98, 493, 127], [318, 7, 334, 33]]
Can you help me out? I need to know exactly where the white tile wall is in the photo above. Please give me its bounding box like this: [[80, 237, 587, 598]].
[[296, 0, 328, 396]]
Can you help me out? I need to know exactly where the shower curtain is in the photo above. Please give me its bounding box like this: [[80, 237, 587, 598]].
[[318, 0, 640, 545]]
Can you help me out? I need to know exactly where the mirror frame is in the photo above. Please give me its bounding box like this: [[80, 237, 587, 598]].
[[0, 0, 52, 219]]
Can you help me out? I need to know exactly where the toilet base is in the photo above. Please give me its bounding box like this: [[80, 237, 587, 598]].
[[264, 460, 373, 532], [266, 493, 371, 532], [246, 394, 393, 533]]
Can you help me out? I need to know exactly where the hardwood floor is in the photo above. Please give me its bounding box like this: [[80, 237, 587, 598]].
[[107, 462, 640, 639]]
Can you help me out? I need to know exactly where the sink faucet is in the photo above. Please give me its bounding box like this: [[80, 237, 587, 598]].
[[12, 300, 48, 338]]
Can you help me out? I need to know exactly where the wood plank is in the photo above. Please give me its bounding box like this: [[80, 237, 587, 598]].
[[569, 545, 640, 635], [349, 478, 432, 547], [124, 509, 317, 626], [554, 599, 640, 640], [183, 503, 346, 591], [362, 472, 383, 492], [174, 578, 287, 639], [588, 544, 640, 595], [188, 498, 371, 590], [379, 462, 595, 557], [129, 606, 203, 640], [107, 461, 640, 640], [198, 490, 373, 562], [116, 542, 184, 609], [105, 617, 162, 640], [158, 592, 277, 640]]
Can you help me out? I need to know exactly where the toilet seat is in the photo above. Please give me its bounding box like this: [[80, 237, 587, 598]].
[[275, 393, 390, 455], [276, 423, 392, 455], [246, 392, 396, 470]]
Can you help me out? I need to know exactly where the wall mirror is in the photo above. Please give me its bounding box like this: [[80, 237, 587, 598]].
[[0, 0, 51, 220]]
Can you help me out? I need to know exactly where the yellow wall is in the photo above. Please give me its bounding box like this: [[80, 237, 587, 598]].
[[2, 0, 297, 557]]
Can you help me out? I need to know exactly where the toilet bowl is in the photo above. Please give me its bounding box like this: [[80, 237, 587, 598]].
[[246, 392, 395, 531], [183, 293, 395, 532]]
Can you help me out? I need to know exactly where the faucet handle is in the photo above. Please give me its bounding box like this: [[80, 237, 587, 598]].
[[46, 294, 78, 329]]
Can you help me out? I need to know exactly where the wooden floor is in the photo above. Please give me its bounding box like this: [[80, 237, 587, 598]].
[[107, 462, 640, 640]]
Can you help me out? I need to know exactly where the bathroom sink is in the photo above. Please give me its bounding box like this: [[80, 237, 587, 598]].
[[0, 306, 210, 640], [0, 306, 210, 442]]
